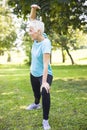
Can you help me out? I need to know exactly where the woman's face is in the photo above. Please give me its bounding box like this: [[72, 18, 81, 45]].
[[29, 27, 39, 40]]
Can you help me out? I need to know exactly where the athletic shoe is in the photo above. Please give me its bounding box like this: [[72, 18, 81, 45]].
[[42, 120, 51, 130], [26, 103, 41, 110]]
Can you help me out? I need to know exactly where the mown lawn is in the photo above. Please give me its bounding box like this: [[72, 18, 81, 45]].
[[0, 65, 87, 130]]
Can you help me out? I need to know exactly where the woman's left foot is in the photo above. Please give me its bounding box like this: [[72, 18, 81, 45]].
[[42, 120, 51, 130]]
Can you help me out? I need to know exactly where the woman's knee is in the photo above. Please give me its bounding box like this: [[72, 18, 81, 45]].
[[42, 87, 50, 96]]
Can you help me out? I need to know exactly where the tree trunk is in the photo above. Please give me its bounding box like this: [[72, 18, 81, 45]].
[[65, 47, 74, 65], [61, 47, 66, 63], [7, 52, 11, 62]]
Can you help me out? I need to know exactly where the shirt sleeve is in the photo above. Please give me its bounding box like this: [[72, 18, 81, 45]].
[[42, 39, 51, 54]]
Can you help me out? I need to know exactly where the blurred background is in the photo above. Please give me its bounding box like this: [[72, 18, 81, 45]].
[[0, 0, 87, 65]]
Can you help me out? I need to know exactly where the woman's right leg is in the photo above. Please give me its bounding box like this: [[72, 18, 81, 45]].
[[30, 73, 41, 104]]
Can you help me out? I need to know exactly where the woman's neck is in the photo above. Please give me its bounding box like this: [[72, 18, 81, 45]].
[[37, 35, 45, 42]]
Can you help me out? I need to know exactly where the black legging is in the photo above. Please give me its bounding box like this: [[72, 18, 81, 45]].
[[30, 73, 53, 120]]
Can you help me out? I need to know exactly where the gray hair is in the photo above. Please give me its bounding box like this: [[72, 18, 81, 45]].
[[28, 20, 45, 34]]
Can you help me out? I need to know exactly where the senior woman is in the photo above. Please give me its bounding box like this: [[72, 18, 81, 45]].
[[26, 4, 53, 130]]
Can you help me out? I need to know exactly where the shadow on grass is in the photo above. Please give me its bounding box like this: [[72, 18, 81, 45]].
[[0, 78, 87, 130]]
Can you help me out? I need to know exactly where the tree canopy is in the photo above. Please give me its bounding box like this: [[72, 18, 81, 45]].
[[8, 0, 87, 34]]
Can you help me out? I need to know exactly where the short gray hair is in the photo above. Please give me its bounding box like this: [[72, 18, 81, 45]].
[[28, 20, 45, 34]]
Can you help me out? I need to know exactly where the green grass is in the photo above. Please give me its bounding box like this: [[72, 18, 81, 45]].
[[78, 57, 87, 61], [0, 65, 87, 130]]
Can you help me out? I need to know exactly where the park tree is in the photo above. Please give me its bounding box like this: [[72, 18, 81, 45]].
[[0, 5, 17, 61], [48, 0, 87, 64], [51, 27, 77, 64], [8, 0, 87, 64]]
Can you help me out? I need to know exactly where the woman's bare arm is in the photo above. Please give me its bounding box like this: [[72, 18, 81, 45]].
[[41, 53, 51, 93], [30, 4, 41, 20]]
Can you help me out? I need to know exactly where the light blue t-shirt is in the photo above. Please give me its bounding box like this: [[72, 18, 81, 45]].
[[30, 38, 52, 77]]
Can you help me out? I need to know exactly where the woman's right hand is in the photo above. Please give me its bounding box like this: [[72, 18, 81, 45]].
[[31, 4, 41, 10], [40, 82, 50, 93]]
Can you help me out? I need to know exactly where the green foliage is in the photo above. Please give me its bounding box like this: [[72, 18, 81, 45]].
[[8, 0, 50, 17], [0, 6, 17, 52], [0, 65, 87, 130], [8, 0, 87, 33], [49, 0, 87, 34]]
